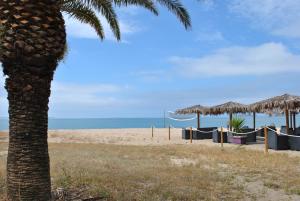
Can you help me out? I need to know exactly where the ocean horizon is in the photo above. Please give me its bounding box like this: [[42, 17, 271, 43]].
[[0, 115, 299, 131]]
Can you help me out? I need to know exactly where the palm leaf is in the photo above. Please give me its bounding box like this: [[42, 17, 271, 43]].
[[113, 0, 159, 15], [230, 117, 245, 133], [61, 0, 191, 40], [73, 0, 121, 40], [62, 1, 105, 39], [156, 0, 191, 29]]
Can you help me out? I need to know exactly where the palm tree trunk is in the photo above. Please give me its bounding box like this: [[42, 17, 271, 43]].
[[4, 62, 54, 200]]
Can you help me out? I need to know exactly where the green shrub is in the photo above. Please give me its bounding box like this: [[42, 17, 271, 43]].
[[230, 117, 245, 133]]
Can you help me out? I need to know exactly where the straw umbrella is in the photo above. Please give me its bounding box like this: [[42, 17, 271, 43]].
[[250, 94, 300, 134], [208, 101, 250, 130], [176, 105, 209, 129]]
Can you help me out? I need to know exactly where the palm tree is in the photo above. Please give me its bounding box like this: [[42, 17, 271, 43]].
[[0, 0, 191, 200]]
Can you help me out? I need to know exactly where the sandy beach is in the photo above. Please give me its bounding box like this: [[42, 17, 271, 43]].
[[1, 128, 300, 157]]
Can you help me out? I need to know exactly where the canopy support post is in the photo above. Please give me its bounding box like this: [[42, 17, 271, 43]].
[[285, 108, 289, 134], [197, 112, 200, 130], [253, 112, 256, 130], [293, 112, 296, 129], [229, 113, 233, 131], [290, 112, 293, 130], [294, 112, 297, 130]]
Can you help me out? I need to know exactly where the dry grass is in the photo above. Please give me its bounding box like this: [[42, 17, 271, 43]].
[[0, 142, 300, 200]]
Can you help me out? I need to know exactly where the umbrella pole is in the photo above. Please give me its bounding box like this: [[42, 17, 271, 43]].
[[285, 109, 289, 134], [290, 112, 293, 129], [229, 113, 233, 131], [197, 112, 200, 130], [293, 112, 296, 129], [253, 112, 256, 130]]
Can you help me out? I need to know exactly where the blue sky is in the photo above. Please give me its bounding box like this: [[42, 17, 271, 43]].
[[1, 0, 300, 118]]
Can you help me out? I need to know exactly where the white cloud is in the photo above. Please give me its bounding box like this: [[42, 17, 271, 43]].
[[272, 23, 300, 38], [50, 82, 128, 105], [0, 79, 133, 117], [64, 14, 140, 40], [47, 82, 138, 117], [230, 0, 300, 38], [170, 42, 300, 77]]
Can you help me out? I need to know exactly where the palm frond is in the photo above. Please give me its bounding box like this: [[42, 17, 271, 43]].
[[62, 1, 105, 39], [113, 0, 159, 15], [156, 0, 191, 29], [73, 0, 121, 40], [61, 0, 190, 41]]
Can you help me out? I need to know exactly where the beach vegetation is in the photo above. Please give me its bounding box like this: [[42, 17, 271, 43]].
[[0, 142, 299, 200], [230, 117, 245, 133]]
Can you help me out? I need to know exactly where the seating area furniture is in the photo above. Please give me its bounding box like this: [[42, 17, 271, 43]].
[[240, 128, 256, 143], [212, 130, 228, 143], [246, 132, 256, 143], [193, 127, 217, 140], [267, 130, 289, 150], [227, 132, 234, 143], [257, 126, 275, 137], [182, 127, 217, 140], [232, 136, 247, 145], [256, 128, 264, 137], [294, 127, 300, 135], [182, 129, 192, 139], [288, 136, 300, 151], [183, 126, 300, 151], [226, 129, 256, 144], [280, 126, 294, 135]]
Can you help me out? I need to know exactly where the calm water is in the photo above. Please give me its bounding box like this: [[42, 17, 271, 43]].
[[0, 115, 299, 131]]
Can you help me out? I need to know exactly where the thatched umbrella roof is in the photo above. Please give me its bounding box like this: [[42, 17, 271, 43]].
[[208, 101, 249, 115], [176, 105, 209, 115], [250, 94, 300, 113]]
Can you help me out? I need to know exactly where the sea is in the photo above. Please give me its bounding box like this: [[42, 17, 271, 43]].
[[0, 115, 299, 131]]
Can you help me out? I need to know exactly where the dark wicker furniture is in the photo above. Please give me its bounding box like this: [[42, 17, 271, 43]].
[[267, 130, 289, 150], [212, 130, 228, 143]]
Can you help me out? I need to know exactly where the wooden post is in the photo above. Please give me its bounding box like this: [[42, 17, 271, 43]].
[[229, 113, 233, 131], [190, 127, 193, 144], [294, 112, 297, 129], [291, 111, 295, 130], [152, 126, 154, 138], [253, 112, 256, 130], [221, 127, 224, 149], [285, 108, 289, 134], [197, 112, 200, 130], [264, 127, 268, 154], [290, 112, 293, 129], [168, 125, 171, 141]]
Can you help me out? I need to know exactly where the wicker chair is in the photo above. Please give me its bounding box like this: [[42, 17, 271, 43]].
[[182, 128, 192, 139], [268, 130, 289, 150], [193, 127, 217, 140], [295, 127, 300, 135], [240, 128, 256, 143], [212, 130, 228, 143], [288, 136, 300, 151]]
